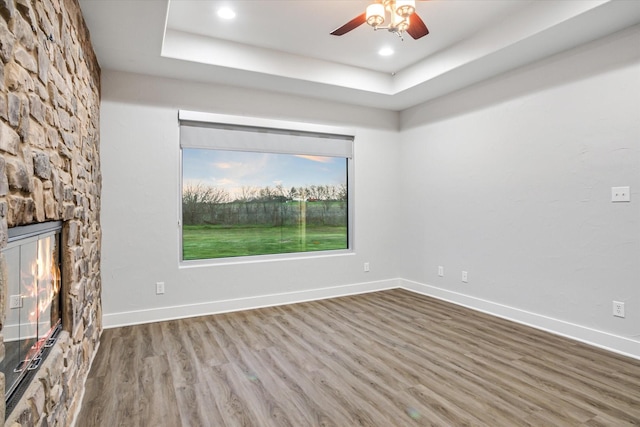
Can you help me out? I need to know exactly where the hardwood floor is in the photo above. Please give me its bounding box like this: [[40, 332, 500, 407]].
[[76, 289, 640, 426]]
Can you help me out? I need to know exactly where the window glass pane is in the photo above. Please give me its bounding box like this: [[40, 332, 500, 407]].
[[182, 148, 348, 260]]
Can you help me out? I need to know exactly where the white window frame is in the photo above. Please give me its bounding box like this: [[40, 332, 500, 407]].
[[178, 110, 356, 266]]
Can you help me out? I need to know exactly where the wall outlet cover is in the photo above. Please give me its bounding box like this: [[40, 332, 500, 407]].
[[611, 186, 630, 202], [613, 301, 625, 318]]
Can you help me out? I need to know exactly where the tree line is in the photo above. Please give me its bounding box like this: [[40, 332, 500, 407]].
[[183, 183, 347, 227]]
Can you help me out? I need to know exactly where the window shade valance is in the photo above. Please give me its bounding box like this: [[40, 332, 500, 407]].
[[179, 116, 354, 159]]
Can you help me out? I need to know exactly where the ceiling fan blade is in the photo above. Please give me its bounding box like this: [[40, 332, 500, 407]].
[[406, 13, 429, 39], [330, 13, 367, 36]]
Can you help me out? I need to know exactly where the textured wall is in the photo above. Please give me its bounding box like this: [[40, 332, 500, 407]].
[[399, 26, 640, 356], [0, 0, 101, 424]]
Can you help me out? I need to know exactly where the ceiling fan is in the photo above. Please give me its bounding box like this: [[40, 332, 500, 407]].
[[331, 0, 429, 40]]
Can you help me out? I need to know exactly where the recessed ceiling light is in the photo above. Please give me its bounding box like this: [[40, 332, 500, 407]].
[[378, 47, 394, 56], [217, 7, 236, 20]]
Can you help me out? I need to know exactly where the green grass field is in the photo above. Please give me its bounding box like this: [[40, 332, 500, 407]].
[[182, 224, 348, 260]]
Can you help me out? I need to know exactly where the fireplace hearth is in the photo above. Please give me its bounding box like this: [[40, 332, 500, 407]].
[[0, 221, 63, 417]]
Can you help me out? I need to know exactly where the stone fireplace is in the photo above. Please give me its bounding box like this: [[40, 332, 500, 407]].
[[0, 0, 102, 425]]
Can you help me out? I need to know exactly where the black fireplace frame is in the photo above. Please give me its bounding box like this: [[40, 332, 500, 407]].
[[2, 221, 64, 418]]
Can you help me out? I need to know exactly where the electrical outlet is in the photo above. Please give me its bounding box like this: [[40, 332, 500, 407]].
[[613, 301, 625, 318], [9, 295, 22, 309], [156, 282, 165, 295], [462, 271, 468, 283], [611, 186, 630, 202], [364, 262, 370, 272], [438, 266, 444, 277]]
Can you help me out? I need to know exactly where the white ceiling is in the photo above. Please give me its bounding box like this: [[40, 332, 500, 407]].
[[78, 0, 640, 111]]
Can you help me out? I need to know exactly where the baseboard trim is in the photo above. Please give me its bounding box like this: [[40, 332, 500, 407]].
[[103, 279, 400, 329], [102, 277, 639, 360], [400, 279, 640, 360]]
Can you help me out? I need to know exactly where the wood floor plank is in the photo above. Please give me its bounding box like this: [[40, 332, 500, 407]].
[[137, 355, 182, 426], [262, 313, 397, 426], [205, 363, 263, 427], [261, 346, 357, 426], [76, 289, 640, 426], [239, 348, 320, 426], [86, 328, 116, 379], [275, 314, 405, 425], [190, 318, 229, 366], [77, 376, 112, 427], [159, 321, 196, 387], [174, 381, 224, 427], [222, 361, 296, 427]]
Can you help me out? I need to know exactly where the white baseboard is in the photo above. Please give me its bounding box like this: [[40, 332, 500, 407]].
[[103, 279, 400, 329], [400, 279, 640, 360], [102, 277, 639, 360]]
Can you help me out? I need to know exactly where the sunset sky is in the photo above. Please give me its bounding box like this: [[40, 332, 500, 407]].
[[183, 148, 347, 200]]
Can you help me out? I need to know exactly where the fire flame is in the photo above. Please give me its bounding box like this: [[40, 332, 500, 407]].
[[20, 235, 60, 359]]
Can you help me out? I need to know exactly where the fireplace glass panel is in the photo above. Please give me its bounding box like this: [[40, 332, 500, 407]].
[[1, 222, 62, 406]]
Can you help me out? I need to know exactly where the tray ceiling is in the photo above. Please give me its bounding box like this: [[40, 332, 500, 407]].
[[79, 0, 640, 110]]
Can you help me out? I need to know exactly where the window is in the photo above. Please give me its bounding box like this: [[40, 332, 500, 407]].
[[179, 111, 354, 262]]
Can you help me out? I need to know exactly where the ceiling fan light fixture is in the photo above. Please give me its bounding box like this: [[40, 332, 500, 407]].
[[396, 18, 410, 33], [330, 0, 428, 40], [395, 0, 415, 18], [366, 3, 385, 27]]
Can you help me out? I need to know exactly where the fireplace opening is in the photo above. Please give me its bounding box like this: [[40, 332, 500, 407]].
[[1, 221, 63, 418]]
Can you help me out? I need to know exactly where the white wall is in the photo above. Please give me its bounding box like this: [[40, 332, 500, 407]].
[[99, 71, 401, 327], [398, 26, 640, 357], [100, 26, 640, 358]]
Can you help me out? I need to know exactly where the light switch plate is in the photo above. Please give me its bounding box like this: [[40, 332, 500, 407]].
[[611, 186, 630, 202]]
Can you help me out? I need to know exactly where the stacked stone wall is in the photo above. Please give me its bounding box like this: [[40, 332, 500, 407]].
[[0, 0, 101, 425]]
